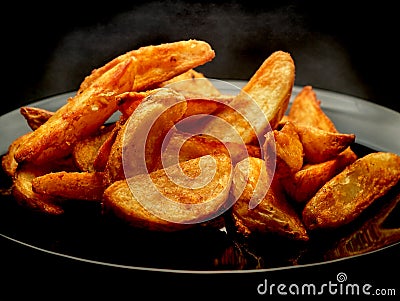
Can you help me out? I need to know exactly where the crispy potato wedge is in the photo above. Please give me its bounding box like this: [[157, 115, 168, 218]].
[[295, 123, 356, 164], [79, 39, 215, 93], [32, 171, 105, 201], [281, 149, 358, 203], [12, 163, 65, 215], [200, 51, 295, 144], [230, 156, 308, 241], [14, 58, 136, 164], [288, 85, 358, 162], [263, 121, 304, 179], [72, 123, 115, 172], [104, 88, 187, 185], [288, 85, 337, 132], [20, 106, 54, 130], [103, 153, 233, 231], [302, 152, 400, 231]]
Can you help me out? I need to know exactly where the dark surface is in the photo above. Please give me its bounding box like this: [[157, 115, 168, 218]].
[[1, 0, 399, 297]]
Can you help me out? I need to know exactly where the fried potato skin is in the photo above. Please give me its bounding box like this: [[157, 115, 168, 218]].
[[302, 152, 400, 230]]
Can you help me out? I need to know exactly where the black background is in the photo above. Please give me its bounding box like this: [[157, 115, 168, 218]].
[[1, 0, 399, 298]]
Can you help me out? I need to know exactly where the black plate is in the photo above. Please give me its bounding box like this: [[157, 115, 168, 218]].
[[1, 82, 399, 273]]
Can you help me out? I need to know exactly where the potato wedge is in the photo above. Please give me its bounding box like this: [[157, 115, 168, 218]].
[[104, 88, 187, 185], [14, 58, 136, 164], [281, 149, 358, 203], [302, 152, 400, 230], [263, 121, 304, 179], [288, 85, 358, 162], [295, 123, 355, 164], [32, 171, 105, 201], [72, 123, 115, 172], [79, 39, 215, 93], [288, 85, 337, 132], [20, 106, 54, 130], [230, 156, 308, 241], [12, 163, 64, 215], [103, 152, 233, 231], [200, 51, 295, 144]]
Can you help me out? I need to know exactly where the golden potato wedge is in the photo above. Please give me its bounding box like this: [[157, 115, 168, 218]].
[[200, 51, 295, 145], [288, 85, 337, 132], [32, 171, 105, 201], [12, 163, 64, 215], [281, 149, 358, 203], [104, 88, 187, 185], [79, 39, 215, 93], [72, 123, 115, 172], [302, 152, 400, 231], [230, 156, 308, 241], [288, 85, 358, 162], [295, 123, 356, 164], [240, 51, 295, 132], [263, 121, 304, 179], [103, 152, 233, 231], [20, 106, 54, 130], [14, 58, 136, 164]]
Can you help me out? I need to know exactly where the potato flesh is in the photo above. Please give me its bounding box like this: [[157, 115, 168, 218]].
[[103, 153, 233, 230]]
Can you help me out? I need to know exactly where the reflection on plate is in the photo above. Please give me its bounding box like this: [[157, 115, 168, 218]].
[[0, 82, 399, 273]]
